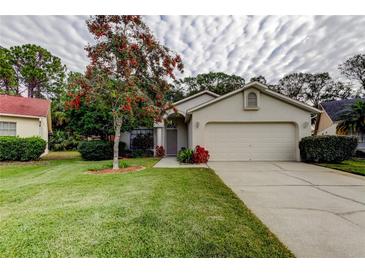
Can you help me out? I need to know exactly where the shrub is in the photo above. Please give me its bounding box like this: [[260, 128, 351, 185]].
[[131, 133, 153, 150], [177, 148, 194, 163], [49, 130, 80, 151], [355, 150, 365, 158], [155, 145, 165, 157], [119, 141, 127, 153], [78, 140, 113, 160], [299, 136, 357, 163], [131, 149, 145, 158], [0, 136, 46, 161], [192, 145, 210, 163]]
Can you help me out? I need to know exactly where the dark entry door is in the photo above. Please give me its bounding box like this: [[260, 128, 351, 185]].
[[166, 129, 177, 155]]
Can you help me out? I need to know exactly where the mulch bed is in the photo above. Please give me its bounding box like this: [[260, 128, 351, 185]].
[[86, 166, 145, 175]]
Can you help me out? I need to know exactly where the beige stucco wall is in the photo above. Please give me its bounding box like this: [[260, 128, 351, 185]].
[[317, 122, 338, 135], [176, 94, 216, 114], [165, 93, 216, 117], [316, 111, 334, 134], [190, 87, 313, 161], [0, 115, 49, 153]]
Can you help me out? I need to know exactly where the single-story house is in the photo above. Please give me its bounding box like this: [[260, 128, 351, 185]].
[[0, 95, 52, 154], [315, 98, 365, 150], [122, 82, 320, 161]]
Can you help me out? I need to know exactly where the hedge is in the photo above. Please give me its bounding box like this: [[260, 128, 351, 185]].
[[78, 140, 113, 161], [0, 136, 46, 161], [299, 135, 357, 163]]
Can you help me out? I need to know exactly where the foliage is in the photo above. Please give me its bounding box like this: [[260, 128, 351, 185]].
[[299, 136, 357, 163], [192, 145, 210, 163], [0, 47, 17, 94], [78, 140, 113, 161], [119, 141, 127, 153], [250, 75, 267, 84], [339, 53, 365, 90], [155, 145, 165, 157], [177, 148, 194, 163], [275, 72, 352, 108], [0, 136, 46, 161], [337, 100, 365, 140], [173, 72, 245, 97], [275, 72, 308, 101], [67, 15, 183, 169], [49, 130, 81, 151], [5, 44, 66, 98], [132, 149, 147, 158], [0, 157, 293, 257], [131, 133, 153, 150]]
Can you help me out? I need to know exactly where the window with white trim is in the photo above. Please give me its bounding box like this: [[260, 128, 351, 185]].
[[0, 121, 16, 136], [247, 92, 258, 108], [244, 90, 260, 110]]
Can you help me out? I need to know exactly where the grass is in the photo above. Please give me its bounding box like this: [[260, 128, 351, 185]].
[[318, 158, 365, 176], [0, 151, 293, 258]]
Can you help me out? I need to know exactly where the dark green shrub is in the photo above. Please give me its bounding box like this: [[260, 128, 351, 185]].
[[0, 136, 46, 161], [78, 140, 113, 161], [119, 141, 127, 154], [131, 133, 153, 150], [299, 136, 357, 163], [177, 148, 194, 163], [131, 149, 145, 158], [355, 150, 365, 158], [49, 130, 80, 151]]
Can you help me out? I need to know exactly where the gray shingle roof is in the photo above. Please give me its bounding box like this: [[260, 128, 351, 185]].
[[321, 98, 365, 121]]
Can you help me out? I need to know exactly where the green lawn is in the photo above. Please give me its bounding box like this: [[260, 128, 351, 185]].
[[0, 152, 293, 258], [319, 158, 365, 176]]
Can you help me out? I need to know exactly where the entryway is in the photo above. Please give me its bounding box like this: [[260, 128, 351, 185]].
[[166, 129, 177, 155]]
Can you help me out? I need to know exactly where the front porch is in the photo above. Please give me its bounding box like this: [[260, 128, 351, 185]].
[[155, 112, 190, 156]]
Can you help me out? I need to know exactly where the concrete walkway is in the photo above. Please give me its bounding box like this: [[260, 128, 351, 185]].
[[208, 161, 365, 257], [154, 157, 208, 168]]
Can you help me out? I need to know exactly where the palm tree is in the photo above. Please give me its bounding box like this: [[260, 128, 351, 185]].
[[337, 100, 365, 142]]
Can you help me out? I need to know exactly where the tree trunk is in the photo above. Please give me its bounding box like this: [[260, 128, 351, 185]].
[[113, 117, 122, 170]]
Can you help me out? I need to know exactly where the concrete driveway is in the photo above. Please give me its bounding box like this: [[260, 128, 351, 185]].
[[208, 161, 365, 257]]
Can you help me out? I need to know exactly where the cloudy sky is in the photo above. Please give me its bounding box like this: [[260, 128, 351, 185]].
[[0, 15, 364, 83]]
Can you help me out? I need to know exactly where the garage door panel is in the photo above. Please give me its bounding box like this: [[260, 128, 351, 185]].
[[205, 123, 296, 161]]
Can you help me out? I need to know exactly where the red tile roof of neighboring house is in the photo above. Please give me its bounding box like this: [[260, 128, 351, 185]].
[[0, 95, 50, 117]]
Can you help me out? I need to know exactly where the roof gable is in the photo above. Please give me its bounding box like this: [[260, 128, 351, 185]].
[[320, 98, 365, 121], [187, 82, 321, 114], [0, 95, 51, 117], [173, 90, 219, 106]]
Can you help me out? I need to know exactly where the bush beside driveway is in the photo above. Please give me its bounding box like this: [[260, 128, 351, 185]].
[[0, 152, 292, 257]]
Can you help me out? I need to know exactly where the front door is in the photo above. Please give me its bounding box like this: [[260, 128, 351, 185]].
[[166, 129, 178, 155]]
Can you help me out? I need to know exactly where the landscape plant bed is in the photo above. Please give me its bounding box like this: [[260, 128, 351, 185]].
[[86, 166, 145, 174]]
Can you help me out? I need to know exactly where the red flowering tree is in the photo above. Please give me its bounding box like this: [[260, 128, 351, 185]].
[[67, 15, 183, 169]]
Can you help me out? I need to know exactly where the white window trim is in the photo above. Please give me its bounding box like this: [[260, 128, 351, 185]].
[[0, 121, 17, 136], [243, 90, 260, 110]]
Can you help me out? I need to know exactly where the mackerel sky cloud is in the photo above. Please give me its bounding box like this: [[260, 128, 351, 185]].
[[0, 15, 364, 82]]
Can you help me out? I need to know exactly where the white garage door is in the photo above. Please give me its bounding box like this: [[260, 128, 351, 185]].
[[205, 123, 296, 161]]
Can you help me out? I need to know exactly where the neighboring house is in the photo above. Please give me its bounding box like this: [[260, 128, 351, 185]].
[[0, 95, 52, 154], [122, 82, 320, 161], [315, 98, 365, 151]]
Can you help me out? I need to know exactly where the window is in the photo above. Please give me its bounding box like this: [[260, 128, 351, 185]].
[[244, 90, 260, 110], [0, 122, 16, 136], [247, 92, 258, 108]]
